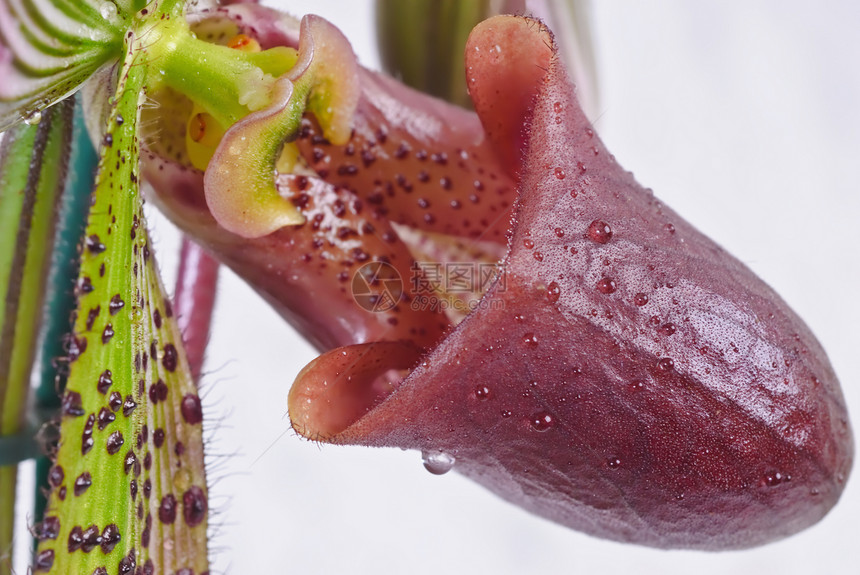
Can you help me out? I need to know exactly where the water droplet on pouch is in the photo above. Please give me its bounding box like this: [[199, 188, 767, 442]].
[[658, 323, 676, 336], [522, 333, 538, 347], [596, 277, 617, 294], [634, 293, 649, 306], [546, 282, 561, 303], [587, 220, 612, 244], [529, 411, 555, 432], [422, 450, 456, 475], [554, 167, 565, 180], [656, 357, 675, 373], [607, 457, 622, 469], [761, 471, 791, 487], [474, 385, 490, 400]]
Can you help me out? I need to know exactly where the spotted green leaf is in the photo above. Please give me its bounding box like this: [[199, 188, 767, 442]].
[[33, 5, 209, 573]]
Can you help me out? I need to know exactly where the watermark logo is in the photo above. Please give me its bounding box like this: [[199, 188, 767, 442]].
[[410, 262, 505, 295], [352, 261, 506, 313], [351, 261, 404, 312]]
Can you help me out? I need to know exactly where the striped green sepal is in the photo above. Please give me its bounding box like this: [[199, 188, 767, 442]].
[[376, 0, 493, 108], [33, 19, 209, 574], [0, 96, 74, 575], [0, 0, 138, 130]]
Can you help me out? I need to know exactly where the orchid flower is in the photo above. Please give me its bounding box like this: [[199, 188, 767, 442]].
[[0, 0, 854, 573]]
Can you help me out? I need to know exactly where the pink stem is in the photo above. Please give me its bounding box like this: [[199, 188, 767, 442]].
[[174, 236, 220, 383]]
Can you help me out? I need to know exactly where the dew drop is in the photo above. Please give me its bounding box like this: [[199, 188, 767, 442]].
[[656, 357, 675, 373], [23, 110, 42, 125], [554, 227, 564, 238], [554, 167, 565, 180], [522, 332, 538, 347], [533, 251, 543, 262], [474, 385, 490, 400], [523, 238, 535, 249], [633, 293, 649, 306], [658, 323, 676, 336], [607, 457, 622, 469], [529, 411, 555, 432], [422, 450, 456, 475], [546, 281, 561, 303], [762, 471, 791, 487], [596, 277, 617, 294], [99, 2, 118, 21], [501, 409, 512, 418], [587, 220, 613, 244], [664, 223, 676, 234]]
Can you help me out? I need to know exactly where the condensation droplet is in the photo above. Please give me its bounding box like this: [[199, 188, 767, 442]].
[[474, 385, 490, 400], [23, 110, 42, 125], [761, 471, 791, 487], [523, 238, 535, 249], [587, 220, 612, 244], [554, 167, 565, 180], [529, 412, 555, 432], [522, 333, 538, 347], [546, 281, 561, 303], [658, 323, 676, 336], [596, 277, 617, 294], [422, 450, 456, 475], [633, 293, 649, 306], [99, 1, 118, 20], [656, 357, 675, 373], [607, 457, 622, 469]]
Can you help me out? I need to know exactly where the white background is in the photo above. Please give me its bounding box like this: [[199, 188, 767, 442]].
[[18, 1, 860, 574]]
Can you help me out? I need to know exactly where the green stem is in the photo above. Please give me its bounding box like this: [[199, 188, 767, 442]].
[[147, 17, 297, 127]]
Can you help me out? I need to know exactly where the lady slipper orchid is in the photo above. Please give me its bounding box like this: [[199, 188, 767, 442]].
[[0, 0, 853, 571], [139, 6, 852, 551]]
